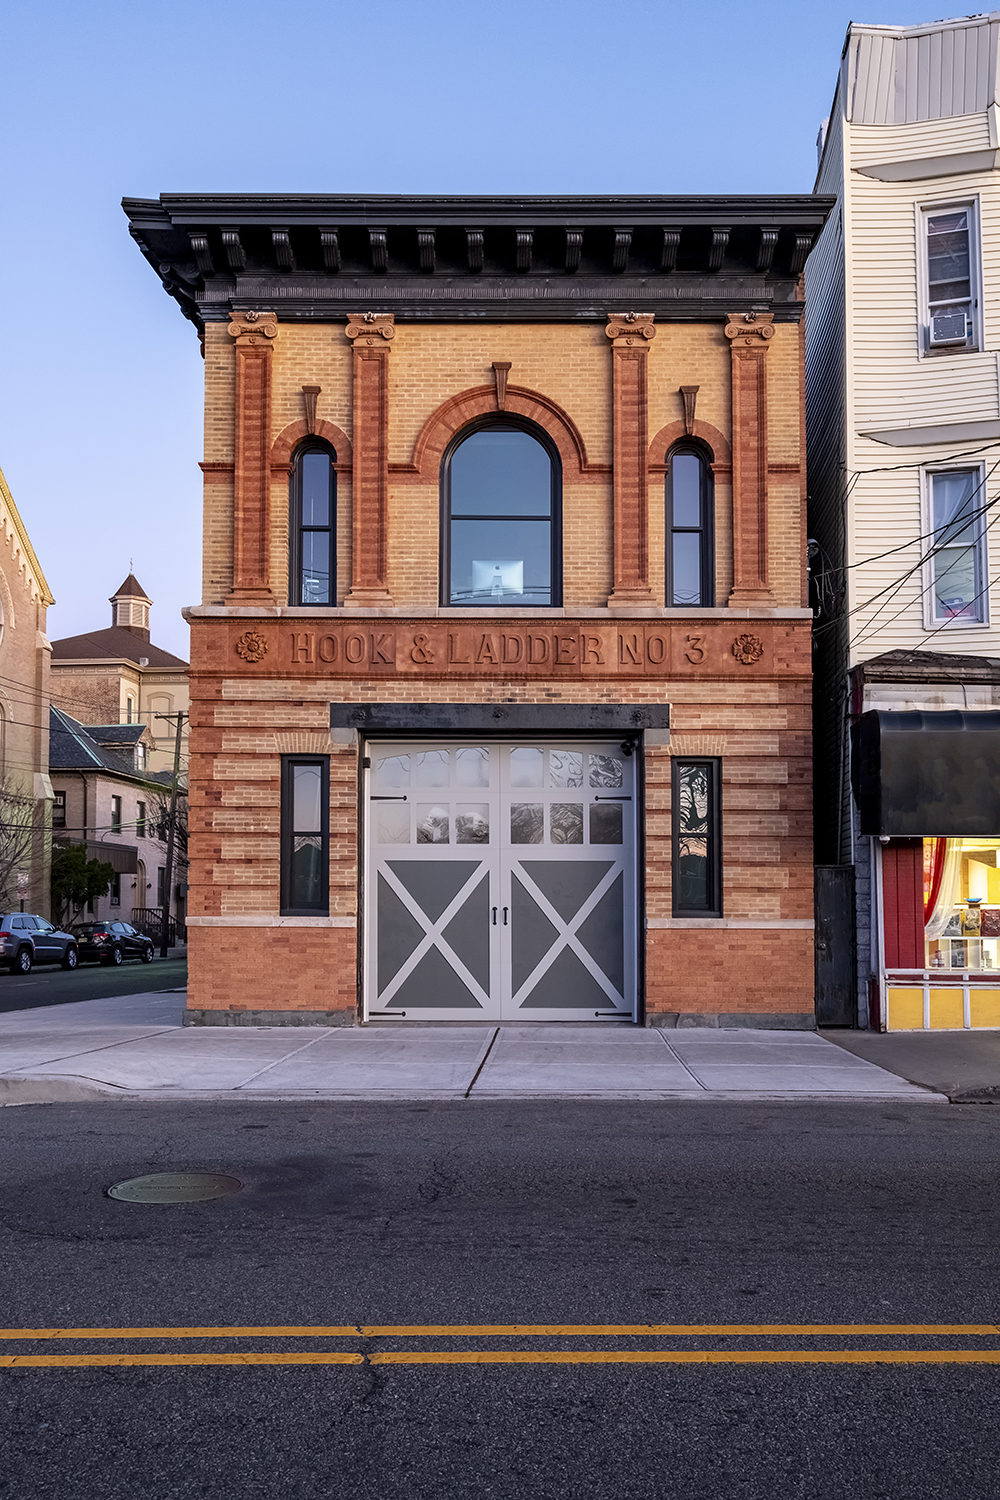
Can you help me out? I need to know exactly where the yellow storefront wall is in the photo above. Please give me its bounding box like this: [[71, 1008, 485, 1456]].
[[887, 986, 1000, 1030]]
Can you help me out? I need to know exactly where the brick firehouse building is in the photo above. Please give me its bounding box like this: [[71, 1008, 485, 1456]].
[[126, 194, 831, 1027]]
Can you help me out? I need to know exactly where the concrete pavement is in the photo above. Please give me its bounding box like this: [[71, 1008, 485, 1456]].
[[823, 1027, 1000, 1102], [0, 991, 941, 1102]]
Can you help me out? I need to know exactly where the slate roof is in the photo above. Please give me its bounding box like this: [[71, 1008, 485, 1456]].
[[48, 707, 174, 786], [87, 724, 149, 747], [49, 626, 188, 669]]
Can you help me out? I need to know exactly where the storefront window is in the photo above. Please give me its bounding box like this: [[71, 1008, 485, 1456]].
[[924, 836, 1000, 970]]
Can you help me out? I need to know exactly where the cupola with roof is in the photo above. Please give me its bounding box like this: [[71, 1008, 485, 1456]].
[[109, 574, 152, 639]]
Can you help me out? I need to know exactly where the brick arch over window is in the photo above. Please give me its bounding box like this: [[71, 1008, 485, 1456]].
[[398, 385, 609, 484], [270, 419, 353, 477], [648, 419, 731, 472]]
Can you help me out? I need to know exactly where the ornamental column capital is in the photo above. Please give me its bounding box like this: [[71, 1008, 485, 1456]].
[[345, 312, 396, 346], [723, 311, 774, 348], [605, 312, 656, 348], [227, 309, 279, 345]]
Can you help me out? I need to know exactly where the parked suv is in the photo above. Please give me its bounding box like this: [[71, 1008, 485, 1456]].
[[73, 921, 155, 967], [0, 914, 78, 973]]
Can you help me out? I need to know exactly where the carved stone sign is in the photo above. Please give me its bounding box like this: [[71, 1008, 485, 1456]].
[[213, 620, 806, 678]]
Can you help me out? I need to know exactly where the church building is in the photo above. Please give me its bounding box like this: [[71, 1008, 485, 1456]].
[[125, 193, 831, 1026]]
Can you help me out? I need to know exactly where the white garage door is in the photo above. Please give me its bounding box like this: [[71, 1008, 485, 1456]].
[[365, 740, 636, 1022]]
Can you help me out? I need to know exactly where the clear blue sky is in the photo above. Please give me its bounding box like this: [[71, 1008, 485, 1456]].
[[2, 0, 928, 657]]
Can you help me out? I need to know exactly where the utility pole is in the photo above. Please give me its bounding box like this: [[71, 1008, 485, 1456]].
[[155, 712, 187, 959]]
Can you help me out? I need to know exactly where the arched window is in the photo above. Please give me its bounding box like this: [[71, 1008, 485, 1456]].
[[665, 445, 713, 607], [290, 443, 336, 606], [442, 421, 560, 606]]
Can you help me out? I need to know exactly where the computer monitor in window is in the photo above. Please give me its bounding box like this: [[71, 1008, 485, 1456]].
[[472, 560, 524, 599]]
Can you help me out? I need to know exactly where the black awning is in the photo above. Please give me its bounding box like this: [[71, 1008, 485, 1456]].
[[54, 840, 138, 875], [851, 709, 1000, 836]]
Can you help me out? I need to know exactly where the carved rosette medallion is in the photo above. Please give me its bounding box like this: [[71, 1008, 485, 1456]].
[[345, 312, 396, 346], [236, 629, 268, 663], [227, 310, 279, 346], [731, 633, 764, 665]]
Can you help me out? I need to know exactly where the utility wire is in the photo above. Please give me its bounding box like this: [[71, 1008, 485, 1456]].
[[814, 458, 1000, 638]]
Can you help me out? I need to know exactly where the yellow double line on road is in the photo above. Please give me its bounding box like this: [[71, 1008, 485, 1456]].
[[3, 1324, 1000, 1369]]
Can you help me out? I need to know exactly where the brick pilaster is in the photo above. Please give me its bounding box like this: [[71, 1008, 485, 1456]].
[[227, 310, 278, 603], [344, 313, 395, 608], [605, 314, 656, 609], [724, 312, 774, 605]]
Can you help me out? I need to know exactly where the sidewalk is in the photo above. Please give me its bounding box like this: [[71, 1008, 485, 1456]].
[[0, 992, 943, 1103]]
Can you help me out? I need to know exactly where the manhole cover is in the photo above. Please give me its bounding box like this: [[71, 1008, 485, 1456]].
[[107, 1172, 242, 1204]]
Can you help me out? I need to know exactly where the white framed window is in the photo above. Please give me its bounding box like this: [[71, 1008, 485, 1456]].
[[917, 200, 981, 355], [923, 464, 989, 628]]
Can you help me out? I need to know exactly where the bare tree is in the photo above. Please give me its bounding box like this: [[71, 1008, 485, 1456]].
[[0, 776, 42, 910]]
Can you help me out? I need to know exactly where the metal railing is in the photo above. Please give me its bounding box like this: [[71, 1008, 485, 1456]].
[[130, 908, 185, 946]]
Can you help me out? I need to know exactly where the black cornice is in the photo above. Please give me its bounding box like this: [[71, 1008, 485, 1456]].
[[123, 193, 835, 335]]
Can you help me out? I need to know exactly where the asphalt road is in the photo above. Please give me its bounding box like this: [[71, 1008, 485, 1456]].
[[3, 1100, 1000, 1499], [0, 957, 187, 1013]]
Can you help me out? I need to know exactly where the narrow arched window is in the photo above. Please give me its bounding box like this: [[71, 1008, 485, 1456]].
[[290, 443, 336, 606], [442, 421, 560, 606], [666, 445, 713, 607]]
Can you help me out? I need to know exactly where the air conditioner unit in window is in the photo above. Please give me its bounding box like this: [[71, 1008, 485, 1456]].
[[930, 310, 968, 346]]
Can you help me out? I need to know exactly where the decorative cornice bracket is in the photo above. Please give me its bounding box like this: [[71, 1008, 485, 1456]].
[[369, 228, 388, 272], [465, 229, 484, 273], [660, 229, 681, 272], [613, 228, 633, 273], [188, 233, 214, 276], [221, 230, 245, 271], [789, 231, 814, 276], [272, 229, 295, 271], [708, 228, 731, 272], [320, 230, 340, 271], [565, 229, 583, 274], [756, 228, 779, 274], [417, 229, 436, 273]]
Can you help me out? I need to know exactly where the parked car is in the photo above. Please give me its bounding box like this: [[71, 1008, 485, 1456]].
[[0, 914, 78, 973], [73, 920, 155, 967]]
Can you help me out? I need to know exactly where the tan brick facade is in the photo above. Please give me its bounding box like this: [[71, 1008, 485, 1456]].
[[127, 192, 830, 1028], [185, 316, 814, 1026]]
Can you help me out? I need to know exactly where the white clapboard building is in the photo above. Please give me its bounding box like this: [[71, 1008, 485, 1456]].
[[808, 11, 1000, 1031]]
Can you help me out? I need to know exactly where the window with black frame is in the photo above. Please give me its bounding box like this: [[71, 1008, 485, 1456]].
[[281, 756, 329, 915], [290, 444, 336, 606], [443, 422, 560, 606], [672, 758, 721, 917], [666, 445, 713, 607]]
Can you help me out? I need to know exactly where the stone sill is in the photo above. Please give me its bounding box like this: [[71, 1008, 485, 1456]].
[[186, 915, 356, 928], [646, 918, 815, 930], [184, 604, 814, 622]]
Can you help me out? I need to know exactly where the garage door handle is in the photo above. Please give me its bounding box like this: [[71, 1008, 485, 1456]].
[[594, 795, 631, 801], [492, 907, 498, 926], [503, 907, 509, 925], [371, 795, 407, 801]]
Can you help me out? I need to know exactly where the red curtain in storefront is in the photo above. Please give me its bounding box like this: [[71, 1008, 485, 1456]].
[[882, 838, 925, 969], [924, 837, 947, 919]]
